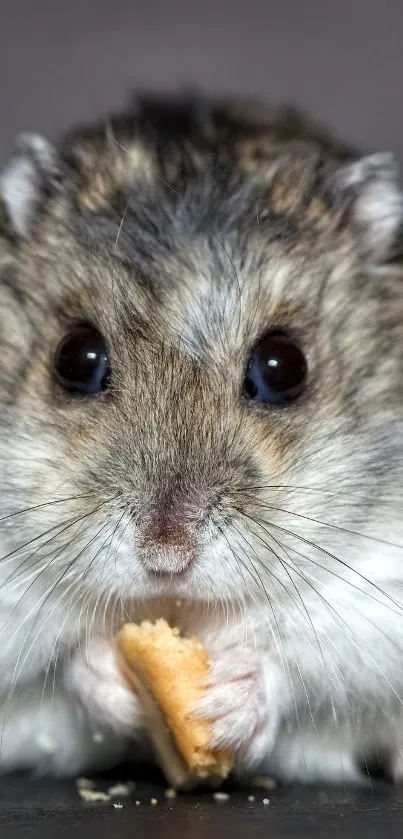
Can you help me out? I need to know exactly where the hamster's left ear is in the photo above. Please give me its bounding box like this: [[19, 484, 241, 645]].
[[329, 152, 403, 263], [0, 133, 62, 238]]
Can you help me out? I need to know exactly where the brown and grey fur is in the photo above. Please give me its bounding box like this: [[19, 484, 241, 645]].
[[0, 95, 402, 782]]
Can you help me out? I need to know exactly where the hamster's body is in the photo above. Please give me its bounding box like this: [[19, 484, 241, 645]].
[[0, 96, 403, 782]]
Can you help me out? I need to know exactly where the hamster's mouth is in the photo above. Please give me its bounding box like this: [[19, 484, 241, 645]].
[[146, 560, 195, 581], [142, 563, 198, 597]]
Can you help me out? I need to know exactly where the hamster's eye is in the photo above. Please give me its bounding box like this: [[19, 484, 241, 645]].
[[54, 326, 110, 396], [243, 331, 307, 405]]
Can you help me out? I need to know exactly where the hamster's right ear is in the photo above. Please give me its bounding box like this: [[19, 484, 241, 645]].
[[0, 133, 62, 238]]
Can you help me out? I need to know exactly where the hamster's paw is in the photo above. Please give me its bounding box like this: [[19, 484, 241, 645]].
[[67, 637, 143, 735], [0, 682, 130, 775], [195, 643, 279, 768]]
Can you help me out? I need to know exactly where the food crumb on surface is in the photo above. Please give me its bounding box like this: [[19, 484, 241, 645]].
[[247, 795, 255, 802], [108, 782, 133, 797], [164, 788, 177, 799], [76, 777, 96, 790], [113, 802, 123, 809], [150, 797, 158, 806], [92, 731, 104, 743], [250, 775, 277, 790], [213, 791, 230, 802], [78, 788, 110, 803], [135, 800, 141, 806], [75, 776, 111, 803], [263, 798, 270, 806]]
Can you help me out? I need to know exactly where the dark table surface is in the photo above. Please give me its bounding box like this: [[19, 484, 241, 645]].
[[2, 767, 403, 839]]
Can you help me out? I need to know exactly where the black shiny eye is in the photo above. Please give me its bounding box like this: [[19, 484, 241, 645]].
[[54, 326, 110, 395], [243, 331, 307, 405]]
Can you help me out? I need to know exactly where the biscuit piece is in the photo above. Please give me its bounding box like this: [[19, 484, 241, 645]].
[[115, 619, 233, 788]]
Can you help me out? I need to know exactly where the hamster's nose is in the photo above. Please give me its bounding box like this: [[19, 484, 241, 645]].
[[137, 510, 197, 576], [137, 487, 221, 575]]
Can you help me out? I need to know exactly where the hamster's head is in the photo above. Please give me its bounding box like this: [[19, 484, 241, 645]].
[[0, 97, 403, 625]]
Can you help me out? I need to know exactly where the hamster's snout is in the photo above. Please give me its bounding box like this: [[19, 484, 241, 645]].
[[137, 516, 196, 576], [136, 489, 217, 576]]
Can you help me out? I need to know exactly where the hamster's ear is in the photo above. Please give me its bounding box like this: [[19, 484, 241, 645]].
[[0, 133, 62, 238], [330, 153, 403, 262]]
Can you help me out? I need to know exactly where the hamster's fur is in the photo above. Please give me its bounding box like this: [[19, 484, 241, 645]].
[[0, 95, 403, 783]]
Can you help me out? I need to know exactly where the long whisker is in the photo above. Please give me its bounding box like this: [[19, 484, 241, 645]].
[[239, 511, 351, 695], [278, 551, 403, 710], [5, 518, 113, 720], [0, 510, 98, 593], [284, 541, 403, 656], [0, 512, 93, 578], [279, 538, 403, 618], [0, 493, 92, 526], [0, 505, 106, 644], [85, 522, 124, 646], [214, 523, 265, 646], [250, 515, 403, 616], [41, 580, 88, 708], [0, 523, 101, 692], [244, 483, 373, 498], [96, 508, 132, 641], [213, 524, 254, 641], [242, 495, 403, 551], [231, 516, 324, 729], [222, 518, 305, 726], [233, 520, 383, 780], [240, 511, 403, 708], [0, 573, 86, 758]]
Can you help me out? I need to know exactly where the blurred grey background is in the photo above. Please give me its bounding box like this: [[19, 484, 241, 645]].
[[1, 0, 402, 165]]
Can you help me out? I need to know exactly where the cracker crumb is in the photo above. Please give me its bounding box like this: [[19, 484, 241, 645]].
[[78, 788, 110, 803], [263, 798, 270, 806], [76, 777, 95, 790], [113, 802, 123, 809], [250, 775, 277, 790], [135, 800, 141, 806], [164, 788, 177, 799], [213, 791, 230, 802], [108, 782, 133, 797], [150, 797, 158, 806], [248, 795, 255, 802]]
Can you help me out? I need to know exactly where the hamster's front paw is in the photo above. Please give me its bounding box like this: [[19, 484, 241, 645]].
[[195, 642, 279, 768], [67, 637, 143, 735]]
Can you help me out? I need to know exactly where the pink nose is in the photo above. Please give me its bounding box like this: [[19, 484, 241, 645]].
[[137, 513, 196, 575]]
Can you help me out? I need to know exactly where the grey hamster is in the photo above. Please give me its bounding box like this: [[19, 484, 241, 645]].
[[0, 94, 402, 783]]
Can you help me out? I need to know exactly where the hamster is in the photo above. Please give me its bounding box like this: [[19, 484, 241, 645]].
[[0, 93, 403, 783]]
